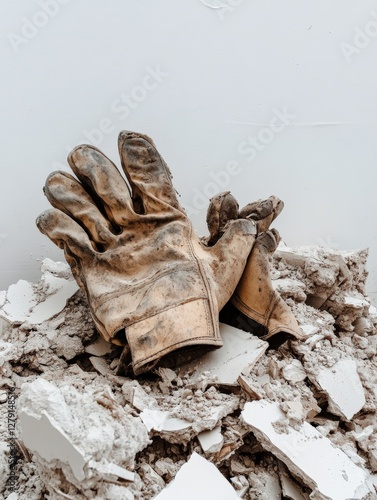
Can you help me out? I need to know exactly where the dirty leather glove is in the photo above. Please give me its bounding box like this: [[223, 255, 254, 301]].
[[206, 192, 304, 345], [36, 132, 257, 375]]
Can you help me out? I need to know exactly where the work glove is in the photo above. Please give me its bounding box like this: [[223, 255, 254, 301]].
[[205, 192, 304, 346], [36, 131, 257, 375]]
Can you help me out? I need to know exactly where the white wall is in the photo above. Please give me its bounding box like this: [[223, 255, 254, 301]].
[[1, 0, 377, 303]]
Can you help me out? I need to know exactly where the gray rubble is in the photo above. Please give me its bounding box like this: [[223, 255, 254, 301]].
[[1, 246, 377, 499]]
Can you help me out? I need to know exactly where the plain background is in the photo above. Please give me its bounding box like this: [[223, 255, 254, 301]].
[[1, 0, 377, 304]]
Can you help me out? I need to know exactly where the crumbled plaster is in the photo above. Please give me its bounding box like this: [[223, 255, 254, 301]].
[[1, 244, 377, 499]]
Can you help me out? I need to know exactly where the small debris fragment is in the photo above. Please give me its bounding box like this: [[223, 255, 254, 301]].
[[279, 470, 309, 500], [314, 359, 366, 420], [88, 461, 135, 482], [282, 359, 307, 384], [140, 409, 191, 433], [197, 425, 223, 454], [89, 356, 112, 376], [182, 322, 268, 385], [84, 336, 112, 356], [154, 452, 239, 500]]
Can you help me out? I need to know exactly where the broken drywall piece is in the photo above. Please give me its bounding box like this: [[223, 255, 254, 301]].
[[89, 356, 112, 376], [230, 475, 249, 497], [154, 452, 239, 500], [238, 375, 264, 400], [20, 410, 86, 481], [88, 461, 135, 482], [140, 409, 192, 433], [84, 336, 112, 356], [197, 425, 223, 454], [314, 359, 365, 420], [241, 400, 371, 500], [182, 322, 268, 385], [280, 472, 309, 500], [0, 259, 78, 326], [248, 469, 282, 499]]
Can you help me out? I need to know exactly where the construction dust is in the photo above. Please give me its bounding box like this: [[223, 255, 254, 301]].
[[1, 244, 377, 499]]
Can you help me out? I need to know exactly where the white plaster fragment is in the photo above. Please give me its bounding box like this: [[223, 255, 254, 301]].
[[282, 359, 307, 384], [84, 336, 112, 356], [262, 473, 281, 499], [183, 323, 268, 385], [140, 409, 191, 433], [5, 493, 19, 500], [20, 410, 86, 481], [154, 452, 239, 500], [122, 381, 158, 411], [89, 356, 112, 376], [197, 425, 223, 453], [230, 475, 249, 497], [0, 259, 78, 325], [89, 461, 135, 482], [315, 359, 365, 420], [301, 324, 319, 336], [241, 400, 371, 500], [280, 473, 309, 500], [343, 294, 369, 308]]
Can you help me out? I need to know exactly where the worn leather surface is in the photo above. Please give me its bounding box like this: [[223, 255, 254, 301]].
[[37, 131, 257, 374], [206, 192, 304, 342]]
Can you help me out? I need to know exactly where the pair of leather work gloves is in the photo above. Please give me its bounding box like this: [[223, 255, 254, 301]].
[[37, 131, 303, 376]]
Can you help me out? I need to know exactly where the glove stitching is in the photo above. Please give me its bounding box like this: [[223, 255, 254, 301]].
[[184, 222, 220, 341], [92, 263, 208, 311], [133, 335, 223, 372]]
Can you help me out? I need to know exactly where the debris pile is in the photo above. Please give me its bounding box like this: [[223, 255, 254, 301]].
[[1, 246, 377, 499]]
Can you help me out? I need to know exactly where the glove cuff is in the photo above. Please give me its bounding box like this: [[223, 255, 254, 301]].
[[92, 295, 223, 375], [126, 299, 223, 375]]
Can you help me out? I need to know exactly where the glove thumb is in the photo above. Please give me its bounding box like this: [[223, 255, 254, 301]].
[[209, 218, 257, 310]]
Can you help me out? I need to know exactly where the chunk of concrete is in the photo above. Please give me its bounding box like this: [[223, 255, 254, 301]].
[[20, 410, 86, 481], [0, 259, 78, 325], [197, 426, 223, 454], [154, 452, 239, 500], [241, 400, 371, 500], [183, 323, 268, 385], [314, 359, 365, 420]]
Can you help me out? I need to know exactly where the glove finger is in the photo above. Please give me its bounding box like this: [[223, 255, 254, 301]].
[[239, 195, 284, 232], [206, 192, 239, 246], [45, 172, 117, 247], [118, 131, 183, 215], [68, 145, 137, 226], [36, 208, 96, 258], [209, 218, 257, 310]]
